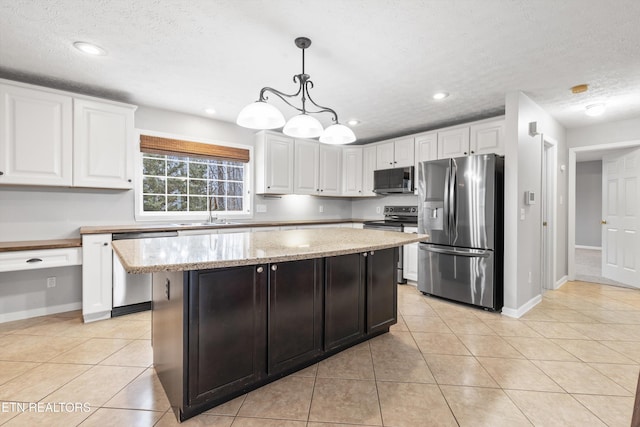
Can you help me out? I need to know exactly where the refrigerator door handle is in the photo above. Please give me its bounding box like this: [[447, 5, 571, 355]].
[[419, 244, 491, 258], [450, 159, 458, 241], [443, 166, 450, 235]]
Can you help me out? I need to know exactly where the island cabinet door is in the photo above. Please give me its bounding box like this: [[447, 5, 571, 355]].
[[324, 252, 366, 351], [366, 247, 398, 335], [267, 259, 323, 374], [187, 265, 267, 406]]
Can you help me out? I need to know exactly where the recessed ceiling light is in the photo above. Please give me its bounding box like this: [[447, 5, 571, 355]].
[[347, 119, 360, 126], [204, 108, 216, 115], [585, 103, 605, 117], [433, 92, 449, 100], [73, 41, 106, 56]]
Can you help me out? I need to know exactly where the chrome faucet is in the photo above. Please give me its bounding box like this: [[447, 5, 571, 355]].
[[207, 197, 218, 223]]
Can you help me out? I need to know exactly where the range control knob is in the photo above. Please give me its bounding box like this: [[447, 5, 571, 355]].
[[411, 207, 417, 213]]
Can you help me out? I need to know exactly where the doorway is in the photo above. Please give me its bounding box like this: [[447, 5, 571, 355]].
[[568, 140, 640, 287]]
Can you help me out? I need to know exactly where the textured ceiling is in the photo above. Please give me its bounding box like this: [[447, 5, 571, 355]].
[[1, 0, 639, 144]]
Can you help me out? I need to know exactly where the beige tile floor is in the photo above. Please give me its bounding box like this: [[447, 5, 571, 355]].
[[0, 280, 639, 426]]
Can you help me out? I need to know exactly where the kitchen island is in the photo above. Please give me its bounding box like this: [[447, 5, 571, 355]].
[[112, 227, 426, 422]]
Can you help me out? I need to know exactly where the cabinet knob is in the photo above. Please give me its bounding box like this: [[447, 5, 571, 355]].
[[256, 266, 264, 273], [471, 151, 475, 154], [271, 264, 278, 271], [464, 152, 468, 155], [394, 161, 397, 164], [103, 242, 108, 246], [370, 251, 375, 255], [362, 252, 368, 257], [267, 186, 271, 189], [0, 171, 4, 176], [127, 179, 132, 183], [320, 189, 324, 192]]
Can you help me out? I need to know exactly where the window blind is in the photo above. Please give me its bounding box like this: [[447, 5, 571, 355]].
[[139, 135, 250, 163]]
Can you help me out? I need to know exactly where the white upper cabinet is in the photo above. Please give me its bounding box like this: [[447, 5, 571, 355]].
[[318, 144, 342, 196], [294, 139, 320, 194], [414, 132, 438, 167], [342, 146, 363, 196], [255, 131, 295, 194], [470, 119, 505, 156], [393, 137, 415, 167], [362, 145, 377, 196], [376, 141, 395, 169], [376, 138, 415, 170], [73, 99, 135, 189], [0, 83, 73, 186], [437, 127, 470, 159], [0, 81, 136, 189]]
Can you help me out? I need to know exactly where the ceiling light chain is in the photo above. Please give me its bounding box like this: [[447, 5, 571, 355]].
[[237, 37, 356, 144]]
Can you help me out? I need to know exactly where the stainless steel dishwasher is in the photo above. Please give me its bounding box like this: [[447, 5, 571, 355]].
[[111, 230, 178, 316]]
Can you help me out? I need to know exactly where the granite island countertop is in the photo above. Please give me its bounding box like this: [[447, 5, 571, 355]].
[[112, 227, 428, 273]]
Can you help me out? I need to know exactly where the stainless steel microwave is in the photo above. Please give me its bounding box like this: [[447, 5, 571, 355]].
[[373, 166, 414, 194]]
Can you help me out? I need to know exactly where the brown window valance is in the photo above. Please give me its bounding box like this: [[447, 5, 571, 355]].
[[139, 135, 250, 163]]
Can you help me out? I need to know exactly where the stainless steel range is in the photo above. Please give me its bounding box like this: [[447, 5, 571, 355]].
[[363, 205, 418, 284]]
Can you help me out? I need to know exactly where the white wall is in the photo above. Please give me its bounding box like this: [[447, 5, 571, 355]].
[[503, 92, 567, 315], [567, 116, 640, 148], [575, 161, 602, 247]]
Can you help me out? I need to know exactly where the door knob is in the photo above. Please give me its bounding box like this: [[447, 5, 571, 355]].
[[601, 220, 607, 224]]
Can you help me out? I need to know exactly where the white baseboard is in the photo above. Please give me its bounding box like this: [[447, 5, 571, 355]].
[[501, 294, 542, 319], [0, 302, 82, 324], [555, 275, 568, 290], [575, 245, 601, 251]]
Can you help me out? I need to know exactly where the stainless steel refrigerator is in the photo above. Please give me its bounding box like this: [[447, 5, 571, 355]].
[[417, 154, 504, 311]]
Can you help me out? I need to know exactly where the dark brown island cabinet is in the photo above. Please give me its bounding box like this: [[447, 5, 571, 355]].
[[152, 247, 398, 422]]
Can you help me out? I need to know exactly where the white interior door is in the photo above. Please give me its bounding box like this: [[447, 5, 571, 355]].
[[602, 148, 640, 287]]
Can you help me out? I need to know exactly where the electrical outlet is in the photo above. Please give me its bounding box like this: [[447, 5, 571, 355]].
[[520, 208, 525, 220], [376, 206, 381, 214], [528, 272, 532, 284], [256, 204, 267, 213], [47, 277, 56, 288], [319, 205, 324, 213]]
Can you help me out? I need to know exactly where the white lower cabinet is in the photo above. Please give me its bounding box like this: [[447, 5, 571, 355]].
[[0, 247, 81, 272], [82, 234, 113, 322], [403, 227, 418, 282]]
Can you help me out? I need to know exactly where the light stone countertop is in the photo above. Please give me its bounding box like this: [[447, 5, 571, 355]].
[[112, 227, 428, 273]]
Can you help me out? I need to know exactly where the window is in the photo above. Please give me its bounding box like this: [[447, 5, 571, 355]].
[[136, 133, 252, 219]]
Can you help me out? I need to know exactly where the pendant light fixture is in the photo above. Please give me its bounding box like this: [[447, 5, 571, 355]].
[[236, 37, 356, 144]]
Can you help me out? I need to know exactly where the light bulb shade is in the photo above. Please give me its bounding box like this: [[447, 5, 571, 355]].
[[282, 114, 324, 138], [236, 101, 285, 129], [585, 103, 605, 117], [319, 124, 357, 145]]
